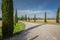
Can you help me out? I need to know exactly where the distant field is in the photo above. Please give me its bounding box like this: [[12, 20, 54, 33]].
[[27, 20, 60, 24], [0, 20, 60, 27]]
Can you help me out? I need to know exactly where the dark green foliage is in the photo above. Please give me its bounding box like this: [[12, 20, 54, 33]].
[[15, 9, 18, 25], [34, 14, 36, 22], [56, 7, 60, 23], [21, 16, 24, 21], [2, 0, 14, 38], [28, 16, 30, 22], [44, 12, 47, 23], [0, 3, 1, 9], [0, 18, 2, 20], [25, 14, 27, 21]]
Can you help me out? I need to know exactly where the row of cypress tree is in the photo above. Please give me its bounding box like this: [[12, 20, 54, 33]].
[[44, 7, 60, 23], [20, 14, 37, 22], [20, 7, 60, 23]]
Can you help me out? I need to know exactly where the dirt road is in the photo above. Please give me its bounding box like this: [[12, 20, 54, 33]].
[[10, 22, 60, 40]]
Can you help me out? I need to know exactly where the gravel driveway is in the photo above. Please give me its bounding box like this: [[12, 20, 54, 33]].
[[9, 22, 60, 40]]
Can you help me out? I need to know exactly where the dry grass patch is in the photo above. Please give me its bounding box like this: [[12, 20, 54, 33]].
[[27, 20, 60, 24]]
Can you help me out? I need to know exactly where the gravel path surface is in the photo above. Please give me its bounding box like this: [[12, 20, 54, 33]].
[[10, 22, 60, 40]]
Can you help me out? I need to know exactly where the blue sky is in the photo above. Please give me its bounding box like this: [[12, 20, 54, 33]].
[[0, 0, 60, 18]]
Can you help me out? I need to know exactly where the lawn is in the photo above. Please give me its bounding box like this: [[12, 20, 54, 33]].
[[0, 22, 25, 39]]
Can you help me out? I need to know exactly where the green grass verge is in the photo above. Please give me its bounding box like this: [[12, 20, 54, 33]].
[[13, 22, 25, 34], [0, 22, 25, 39], [0, 27, 2, 39]]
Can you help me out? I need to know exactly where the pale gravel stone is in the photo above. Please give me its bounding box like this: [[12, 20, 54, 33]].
[[9, 22, 60, 40]]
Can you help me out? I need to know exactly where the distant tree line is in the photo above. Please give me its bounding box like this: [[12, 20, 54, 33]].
[[0, 18, 2, 20], [19, 14, 37, 22], [19, 7, 60, 23]]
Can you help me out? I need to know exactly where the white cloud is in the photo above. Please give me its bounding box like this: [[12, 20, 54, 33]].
[[18, 10, 45, 14], [0, 9, 57, 18], [0, 8, 57, 18], [17, 10, 56, 18], [18, 10, 56, 14]]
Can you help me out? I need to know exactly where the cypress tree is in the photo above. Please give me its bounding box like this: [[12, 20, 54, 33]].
[[0, 3, 1, 9], [2, 0, 14, 38], [28, 16, 30, 22], [15, 9, 18, 24], [25, 14, 27, 21], [56, 7, 60, 23], [44, 12, 47, 23], [34, 14, 36, 22], [21, 16, 24, 21], [59, 7, 60, 20]]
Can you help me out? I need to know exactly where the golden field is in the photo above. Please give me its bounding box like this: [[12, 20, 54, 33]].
[[27, 20, 60, 24], [0, 20, 60, 26]]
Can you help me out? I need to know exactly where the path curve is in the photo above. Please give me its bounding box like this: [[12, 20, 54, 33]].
[[10, 21, 60, 40]]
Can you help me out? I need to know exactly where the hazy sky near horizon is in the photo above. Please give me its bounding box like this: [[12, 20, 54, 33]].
[[0, 0, 60, 18]]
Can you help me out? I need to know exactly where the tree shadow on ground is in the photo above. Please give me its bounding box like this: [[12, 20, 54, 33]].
[[9, 30, 29, 40], [25, 24, 44, 32], [2, 24, 44, 40], [9, 24, 44, 40], [0, 36, 2, 40]]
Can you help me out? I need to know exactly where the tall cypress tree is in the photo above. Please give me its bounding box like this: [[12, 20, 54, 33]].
[[15, 9, 18, 24], [44, 12, 47, 23], [21, 16, 24, 21], [0, 3, 1, 9], [28, 16, 30, 22], [34, 14, 36, 22], [25, 14, 27, 21], [2, 0, 14, 38], [56, 7, 60, 23], [59, 7, 60, 20]]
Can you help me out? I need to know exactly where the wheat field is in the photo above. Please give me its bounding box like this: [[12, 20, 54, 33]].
[[27, 20, 60, 24]]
